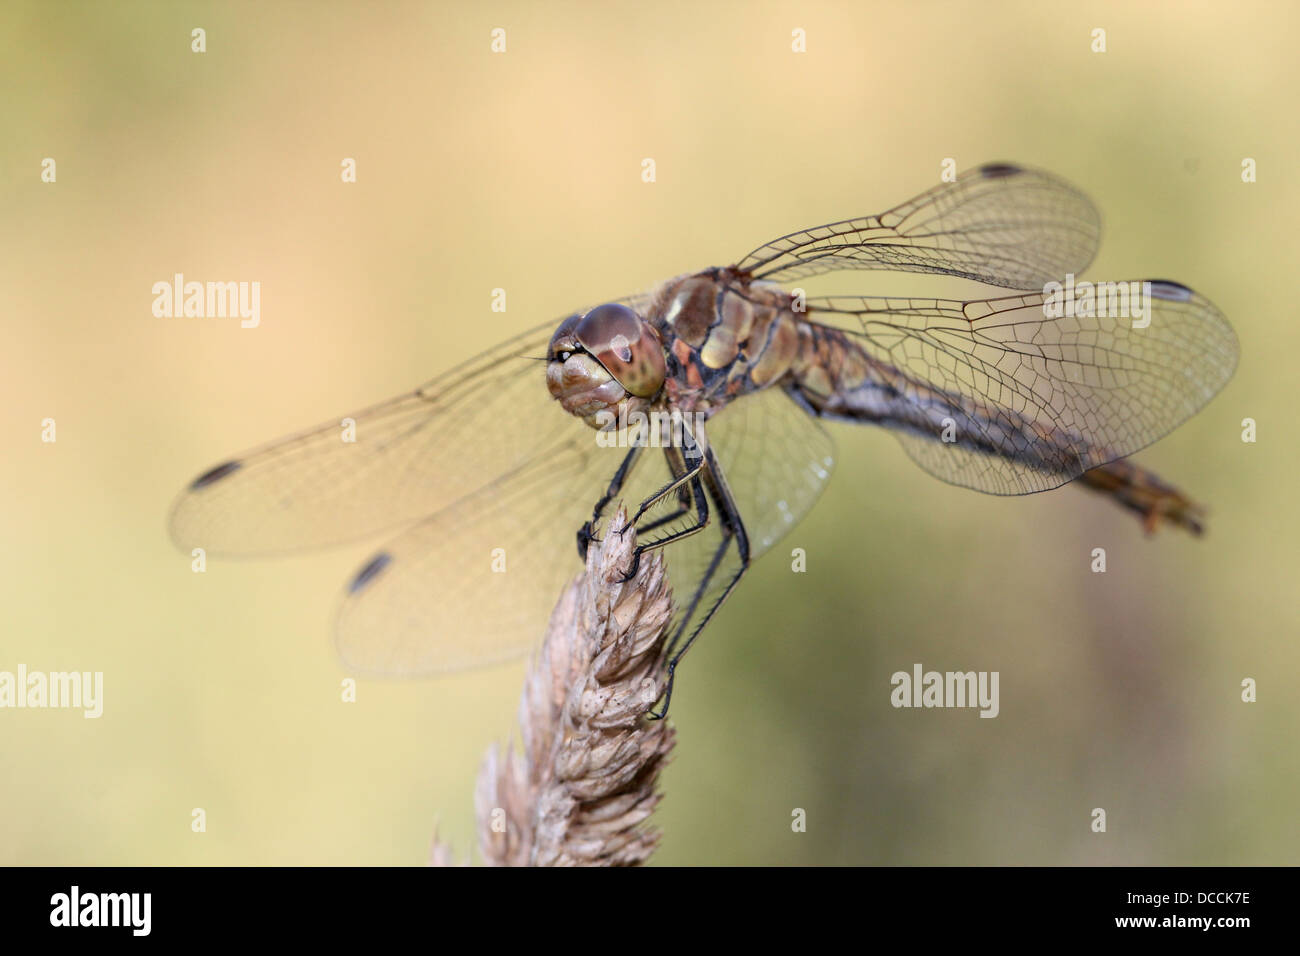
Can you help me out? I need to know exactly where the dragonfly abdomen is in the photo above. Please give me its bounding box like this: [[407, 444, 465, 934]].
[[788, 321, 1208, 533], [790, 324, 1095, 477]]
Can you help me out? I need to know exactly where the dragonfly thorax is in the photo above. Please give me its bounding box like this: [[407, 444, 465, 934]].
[[653, 271, 806, 414]]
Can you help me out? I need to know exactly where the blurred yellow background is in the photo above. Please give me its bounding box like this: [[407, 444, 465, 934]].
[[2, 0, 1296, 865]]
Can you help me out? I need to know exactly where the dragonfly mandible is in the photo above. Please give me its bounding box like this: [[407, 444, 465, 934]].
[[169, 163, 1238, 713]]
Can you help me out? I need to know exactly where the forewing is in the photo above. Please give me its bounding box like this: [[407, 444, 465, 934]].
[[805, 283, 1238, 495], [168, 297, 648, 555], [736, 163, 1100, 289]]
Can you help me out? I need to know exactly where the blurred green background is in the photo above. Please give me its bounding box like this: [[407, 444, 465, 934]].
[[2, 0, 1296, 865]]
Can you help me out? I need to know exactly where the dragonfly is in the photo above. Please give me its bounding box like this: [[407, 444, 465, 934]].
[[170, 162, 1238, 715]]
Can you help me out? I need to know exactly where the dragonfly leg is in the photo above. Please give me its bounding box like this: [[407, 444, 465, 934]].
[[618, 459, 709, 584], [577, 444, 644, 561], [628, 430, 702, 537], [582, 413, 693, 560], [633, 496, 694, 537], [649, 449, 751, 720], [621, 455, 705, 533], [617, 435, 714, 583]]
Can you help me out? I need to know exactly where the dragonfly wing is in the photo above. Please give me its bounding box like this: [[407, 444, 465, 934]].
[[333, 430, 627, 676], [803, 283, 1238, 495], [735, 163, 1100, 289], [705, 384, 837, 558], [168, 296, 649, 556]]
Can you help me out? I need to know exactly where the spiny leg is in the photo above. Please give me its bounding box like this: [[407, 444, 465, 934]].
[[618, 440, 711, 583], [577, 444, 644, 561], [631, 438, 700, 536], [582, 424, 703, 561], [622, 435, 705, 531], [650, 448, 752, 720]]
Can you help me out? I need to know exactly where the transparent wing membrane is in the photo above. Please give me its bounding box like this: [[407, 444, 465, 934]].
[[707, 385, 836, 557], [804, 283, 1238, 495], [334, 435, 624, 675], [169, 296, 651, 556], [169, 302, 660, 675], [736, 163, 1100, 289], [168, 321, 563, 555]]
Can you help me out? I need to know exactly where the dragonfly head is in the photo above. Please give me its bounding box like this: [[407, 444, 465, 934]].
[[546, 303, 666, 429]]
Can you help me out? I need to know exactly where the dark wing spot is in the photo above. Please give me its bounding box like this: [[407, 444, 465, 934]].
[[348, 551, 393, 594], [978, 162, 1023, 179], [189, 460, 242, 490], [1147, 280, 1194, 302]]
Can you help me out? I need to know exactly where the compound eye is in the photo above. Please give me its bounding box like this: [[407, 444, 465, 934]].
[[575, 304, 642, 355], [546, 314, 582, 363], [574, 303, 666, 398]]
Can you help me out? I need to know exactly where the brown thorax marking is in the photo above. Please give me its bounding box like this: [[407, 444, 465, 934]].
[[650, 268, 829, 416]]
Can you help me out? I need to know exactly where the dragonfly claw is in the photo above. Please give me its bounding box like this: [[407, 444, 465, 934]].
[[576, 522, 600, 561], [615, 547, 642, 584]]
